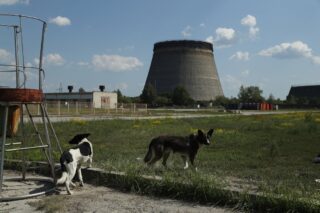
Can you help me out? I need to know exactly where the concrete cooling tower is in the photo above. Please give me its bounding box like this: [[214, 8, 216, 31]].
[[144, 40, 224, 101]]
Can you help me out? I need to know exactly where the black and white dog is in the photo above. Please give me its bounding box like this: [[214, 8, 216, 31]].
[[144, 129, 214, 170], [57, 133, 93, 195]]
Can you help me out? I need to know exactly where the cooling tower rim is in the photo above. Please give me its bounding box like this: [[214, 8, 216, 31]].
[[154, 40, 213, 52]]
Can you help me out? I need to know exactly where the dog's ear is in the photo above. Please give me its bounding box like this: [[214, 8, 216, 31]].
[[69, 133, 91, 144], [197, 129, 204, 136], [207, 129, 214, 138]]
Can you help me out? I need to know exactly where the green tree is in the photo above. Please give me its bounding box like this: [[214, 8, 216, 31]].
[[172, 86, 194, 106], [78, 87, 85, 93], [238, 85, 264, 103], [140, 83, 157, 105], [213, 96, 229, 107], [267, 93, 275, 104], [155, 96, 171, 106], [114, 89, 133, 103], [114, 89, 124, 103]]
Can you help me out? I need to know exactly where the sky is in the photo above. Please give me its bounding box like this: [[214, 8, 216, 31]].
[[0, 0, 320, 100]]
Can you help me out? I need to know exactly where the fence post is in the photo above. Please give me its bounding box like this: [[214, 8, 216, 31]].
[[92, 101, 95, 115], [58, 100, 60, 116], [76, 101, 78, 115], [37, 104, 40, 116]]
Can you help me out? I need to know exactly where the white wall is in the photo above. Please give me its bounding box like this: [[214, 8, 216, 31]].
[[92, 92, 117, 109]]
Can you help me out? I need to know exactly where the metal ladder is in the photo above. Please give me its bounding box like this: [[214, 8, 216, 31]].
[[0, 103, 62, 192]]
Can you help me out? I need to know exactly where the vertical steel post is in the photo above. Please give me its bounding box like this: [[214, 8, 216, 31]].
[[0, 106, 9, 192], [38, 22, 46, 91], [14, 26, 20, 88], [40, 103, 55, 181], [20, 104, 26, 180]]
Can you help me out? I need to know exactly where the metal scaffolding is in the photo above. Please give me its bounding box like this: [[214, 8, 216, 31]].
[[0, 14, 62, 200]]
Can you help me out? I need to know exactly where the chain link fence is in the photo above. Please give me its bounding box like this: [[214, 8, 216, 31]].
[[25, 101, 148, 116]]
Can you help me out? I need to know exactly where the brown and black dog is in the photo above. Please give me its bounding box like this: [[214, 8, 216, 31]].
[[144, 129, 214, 170]]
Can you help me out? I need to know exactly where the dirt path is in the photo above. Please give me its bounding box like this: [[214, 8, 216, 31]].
[[1, 182, 238, 213], [1, 170, 237, 212]]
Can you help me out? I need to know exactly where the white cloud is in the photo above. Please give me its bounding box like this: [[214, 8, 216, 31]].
[[205, 36, 214, 44], [0, 0, 29, 5], [200, 23, 206, 28], [92, 54, 143, 72], [229, 51, 250, 61], [216, 27, 236, 41], [181, 25, 192, 37], [258, 41, 320, 64], [49, 16, 71, 26], [241, 15, 259, 38], [0, 49, 12, 63], [249, 27, 259, 38], [241, 15, 257, 27], [45, 53, 65, 66], [208, 27, 236, 48], [259, 41, 311, 58]]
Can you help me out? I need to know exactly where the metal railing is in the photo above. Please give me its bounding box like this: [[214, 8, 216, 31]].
[[0, 14, 46, 89]]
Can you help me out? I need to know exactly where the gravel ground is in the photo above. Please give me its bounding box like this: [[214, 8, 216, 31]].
[[1, 171, 238, 213]]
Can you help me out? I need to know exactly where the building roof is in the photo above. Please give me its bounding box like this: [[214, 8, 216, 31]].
[[287, 85, 320, 99], [154, 40, 213, 52], [44, 91, 116, 101]]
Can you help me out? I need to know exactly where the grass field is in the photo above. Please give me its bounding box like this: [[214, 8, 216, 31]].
[[5, 111, 320, 211]]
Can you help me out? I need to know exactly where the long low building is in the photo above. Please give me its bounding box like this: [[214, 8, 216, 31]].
[[287, 85, 320, 100], [45, 91, 118, 109]]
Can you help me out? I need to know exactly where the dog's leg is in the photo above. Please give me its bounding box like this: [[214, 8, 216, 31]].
[[65, 182, 72, 195], [65, 172, 76, 195], [77, 167, 84, 187], [147, 146, 163, 166], [66, 163, 77, 195], [70, 181, 76, 187], [162, 150, 171, 167], [181, 155, 189, 169], [148, 155, 162, 165], [88, 145, 93, 167], [190, 155, 198, 171], [88, 156, 93, 168]]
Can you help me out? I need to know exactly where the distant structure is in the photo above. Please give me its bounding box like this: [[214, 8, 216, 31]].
[[287, 85, 320, 100], [144, 40, 223, 101], [45, 85, 117, 109]]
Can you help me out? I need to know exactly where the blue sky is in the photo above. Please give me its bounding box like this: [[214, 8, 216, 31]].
[[0, 0, 320, 99]]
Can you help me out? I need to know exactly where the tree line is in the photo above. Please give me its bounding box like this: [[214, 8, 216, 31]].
[[114, 84, 319, 108]]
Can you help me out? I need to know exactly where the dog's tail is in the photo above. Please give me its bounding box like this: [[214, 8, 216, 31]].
[[144, 143, 154, 163], [57, 171, 68, 185]]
